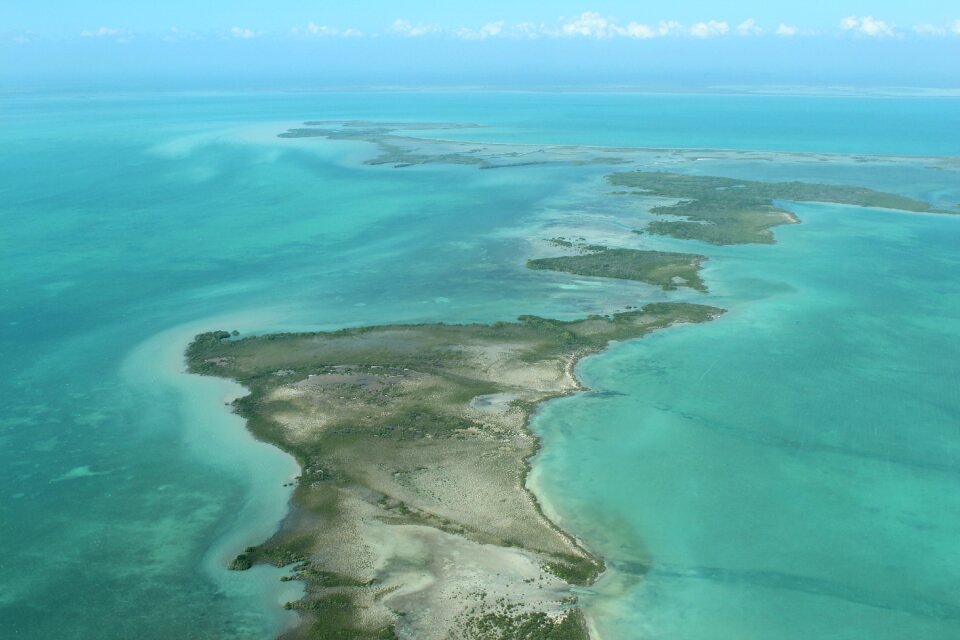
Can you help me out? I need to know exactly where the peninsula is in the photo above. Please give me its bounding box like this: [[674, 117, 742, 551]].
[[187, 303, 723, 639]]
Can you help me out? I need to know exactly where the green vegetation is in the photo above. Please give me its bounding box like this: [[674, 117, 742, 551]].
[[186, 302, 722, 638], [187, 304, 721, 383], [462, 609, 589, 640], [527, 247, 707, 292], [278, 124, 950, 239], [278, 126, 497, 168], [278, 122, 627, 170], [542, 553, 605, 586], [291, 592, 398, 640], [228, 538, 320, 573], [608, 171, 947, 245], [250, 120, 958, 638]]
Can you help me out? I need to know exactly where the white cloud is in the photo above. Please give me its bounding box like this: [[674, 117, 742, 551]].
[[657, 20, 685, 36], [861, 16, 896, 37], [478, 21, 504, 38], [162, 26, 199, 42], [556, 11, 683, 40], [80, 26, 122, 38], [839, 16, 859, 31], [306, 22, 338, 36], [372, 14, 906, 42], [912, 23, 946, 36], [457, 21, 505, 40], [952, 20, 960, 35], [555, 16, 740, 39], [292, 22, 363, 38], [776, 23, 799, 37], [389, 19, 441, 37], [560, 12, 617, 38], [79, 26, 132, 42], [231, 26, 256, 39], [620, 22, 657, 39], [840, 15, 897, 37], [736, 19, 762, 36], [510, 22, 547, 38], [690, 20, 729, 38]]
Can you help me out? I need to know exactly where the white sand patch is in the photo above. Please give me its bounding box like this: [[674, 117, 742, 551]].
[[268, 386, 304, 401], [51, 465, 112, 482], [467, 344, 573, 394], [363, 521, 574, 640], [272, 411, 328, 443]]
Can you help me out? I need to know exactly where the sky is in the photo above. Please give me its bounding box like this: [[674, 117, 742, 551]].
[[2, 1, 959, 89]]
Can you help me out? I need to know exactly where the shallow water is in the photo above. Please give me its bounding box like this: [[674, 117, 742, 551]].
[[531, 204, 960, 639], [1, 91, 959, 638]]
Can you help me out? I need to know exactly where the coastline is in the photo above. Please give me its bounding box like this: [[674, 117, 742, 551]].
[[6, 91, 959, 640], [185, 304, 723, 638], [520, 202, 960, 640], [173, 125, 951, 638], [122, 320, 307, 637], [278, 120, 960, 184], [523, 348, 612, 640]]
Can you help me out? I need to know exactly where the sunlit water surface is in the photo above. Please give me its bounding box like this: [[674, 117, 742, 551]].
[[1, 92, 958, 638]]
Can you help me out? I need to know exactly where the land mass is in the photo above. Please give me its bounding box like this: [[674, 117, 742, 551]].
[[608, 171, 950, 245], [527, 247, 707, 292], [186, 303, 723, 639], [278, 123, 629, 170], [199, 123, 952, 638]]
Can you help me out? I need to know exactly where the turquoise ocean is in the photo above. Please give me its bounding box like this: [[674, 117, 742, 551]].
[[1, 92, 958, 639]]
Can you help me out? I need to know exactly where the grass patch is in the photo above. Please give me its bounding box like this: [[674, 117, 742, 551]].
[[293, 592, 398, 640], [185, 302, 724, 638], [542, 553, 605, 586], [463, 609, 589, 640], [609, 171, 947, 245], [527, 247, 706, 291]]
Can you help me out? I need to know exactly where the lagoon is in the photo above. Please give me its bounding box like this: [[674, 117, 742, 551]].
[[1, 91, 958, 638]]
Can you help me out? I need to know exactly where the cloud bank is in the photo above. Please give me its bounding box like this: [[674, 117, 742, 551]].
[[840, 16, 898, 37], [54, 14, 960, 45]]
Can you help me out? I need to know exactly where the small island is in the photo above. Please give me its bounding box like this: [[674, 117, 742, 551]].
[[187, 303, 724, 639], [527, 247, 708, 292], [608, 171, 948, 244]]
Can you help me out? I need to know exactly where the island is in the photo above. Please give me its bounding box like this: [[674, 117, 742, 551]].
[[187, 303, 723, 639], [527, 247, 708, 292], [608, 171, 948, 244]]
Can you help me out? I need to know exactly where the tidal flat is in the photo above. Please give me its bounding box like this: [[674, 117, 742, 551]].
[[186, 304, 723, 638], [5, 93, 959, 640], [180, 120, 956, 639], [277, 120, 960, 185], [278, 120, 955, 248]]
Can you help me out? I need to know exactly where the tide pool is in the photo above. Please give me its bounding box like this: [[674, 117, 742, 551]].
[[1, 91, 958, 638]]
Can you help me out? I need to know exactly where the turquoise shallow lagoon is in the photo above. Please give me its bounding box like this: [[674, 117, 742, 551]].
[[530, 204, 960, 639], [1, 91, 959, 638]]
